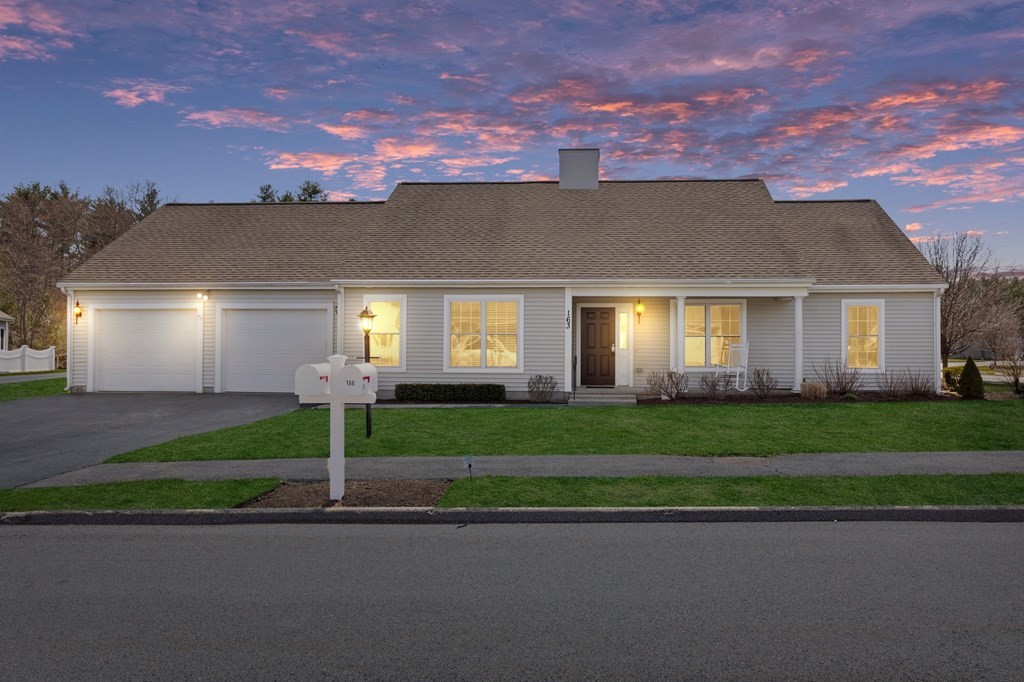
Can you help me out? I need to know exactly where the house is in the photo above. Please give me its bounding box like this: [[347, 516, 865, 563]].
[[0, 310, 11, 351], [57, 149, 946, 398]]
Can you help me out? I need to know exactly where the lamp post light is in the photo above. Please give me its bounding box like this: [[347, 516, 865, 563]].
[[358, 305, 377, 438]]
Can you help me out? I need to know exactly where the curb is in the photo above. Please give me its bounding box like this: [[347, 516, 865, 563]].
[[3, 506, 1024, 525]]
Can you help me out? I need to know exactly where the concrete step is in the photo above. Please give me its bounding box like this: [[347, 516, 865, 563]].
[[568, 394, 638, 406]]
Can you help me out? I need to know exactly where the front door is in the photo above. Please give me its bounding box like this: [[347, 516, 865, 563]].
[[581, 307, 615, 386]]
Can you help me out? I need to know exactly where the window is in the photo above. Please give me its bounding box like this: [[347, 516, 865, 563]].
[[445, 296, 523, 370], [684, 303, 743, 368], [618, 312, 629, 350], [843, 300, 883, 371], [364, 296, 405, 370]]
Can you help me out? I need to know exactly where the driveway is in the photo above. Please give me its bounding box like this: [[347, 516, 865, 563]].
[[0, 393, 296, 488]]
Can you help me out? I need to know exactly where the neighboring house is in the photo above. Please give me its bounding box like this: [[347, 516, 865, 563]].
[[57, 149, 946, 398], [0, 310, 11, 351]]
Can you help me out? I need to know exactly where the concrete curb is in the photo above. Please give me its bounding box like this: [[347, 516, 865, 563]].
[[3, 506, 1024, 525]]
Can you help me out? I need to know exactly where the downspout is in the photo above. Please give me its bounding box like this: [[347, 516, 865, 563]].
[[62, 286, 73, 391]]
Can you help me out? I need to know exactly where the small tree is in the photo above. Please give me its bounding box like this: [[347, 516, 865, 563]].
[[958, 357, 985, 400], [994, 341, 1024, 396]]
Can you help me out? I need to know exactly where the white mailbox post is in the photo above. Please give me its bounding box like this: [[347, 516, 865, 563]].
[[294, 354, 377, 500]]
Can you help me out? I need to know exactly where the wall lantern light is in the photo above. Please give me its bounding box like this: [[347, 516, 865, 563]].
[[195, 291, 209, 301], [635, 299, 645, 324], [73, 300, 83, 325]]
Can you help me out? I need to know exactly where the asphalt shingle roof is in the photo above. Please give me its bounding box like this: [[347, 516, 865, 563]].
[[62, 180, 943, 286]]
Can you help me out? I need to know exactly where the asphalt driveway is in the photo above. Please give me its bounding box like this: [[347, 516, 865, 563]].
[[0, 393, 296, 488]]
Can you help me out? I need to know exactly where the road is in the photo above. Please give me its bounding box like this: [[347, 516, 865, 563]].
[[1, 522, 1022, 680]]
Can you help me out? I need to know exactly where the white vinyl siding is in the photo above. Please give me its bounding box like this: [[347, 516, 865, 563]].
[[344, 288, 565, 396], [804, 292, 936, 389]]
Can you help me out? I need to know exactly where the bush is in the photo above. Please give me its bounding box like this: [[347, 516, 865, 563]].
[[877, 370, 908, 399], [748, 368, 778, 399], [646, 369, 688, 400], [994, 344, 1024, 396], [527, 375, 558, 402], [942, 367, 963, 393], [903, 370, 936, 398], [957, 357, 985, 400], [394, 383, 506, 402], [800, 382, 827, 401], [699, 373, 728, 401], [813, 357, 864, 395]]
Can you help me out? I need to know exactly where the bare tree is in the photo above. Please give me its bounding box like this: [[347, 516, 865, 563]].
[[975, 275, 1024, 365], [921, 232, 994, 367]]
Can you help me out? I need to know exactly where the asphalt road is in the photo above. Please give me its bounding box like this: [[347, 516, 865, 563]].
[[0, 393, 296, 488], [1, 523, 1021, 681]]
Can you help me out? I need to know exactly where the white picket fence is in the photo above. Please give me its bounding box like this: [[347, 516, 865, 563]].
[[0, 345, 56, 373]]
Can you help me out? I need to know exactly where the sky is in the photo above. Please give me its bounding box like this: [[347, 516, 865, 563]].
[[1, 0, 1023, 266]]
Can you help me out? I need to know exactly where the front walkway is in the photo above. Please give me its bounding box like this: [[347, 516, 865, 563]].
[[23, 451, 1024, 487]]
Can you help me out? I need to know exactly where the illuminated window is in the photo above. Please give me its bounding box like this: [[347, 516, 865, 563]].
[[618, 312, 628, 350], [446, 296, 522, 370], [366, 299, 402, 368], [684, 303, 743, 367], [843, 300, 883, 370]]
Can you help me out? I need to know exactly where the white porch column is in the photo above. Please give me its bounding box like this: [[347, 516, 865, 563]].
[[792, 296, 804, 392], [675, 296, 686, 370], [564, 287, 573, 393], [933, 291, 942, 394]]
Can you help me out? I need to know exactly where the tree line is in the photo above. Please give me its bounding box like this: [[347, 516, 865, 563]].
[[0, 181, 164, 352]]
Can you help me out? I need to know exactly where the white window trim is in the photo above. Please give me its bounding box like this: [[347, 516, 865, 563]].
[[214, 302, 334, 393], [443, 294, 525, 373], [841, 298, 885, 374], [681, 299, 747, 371], [362, 294, 407, 372], [86, 301, 204, 394]]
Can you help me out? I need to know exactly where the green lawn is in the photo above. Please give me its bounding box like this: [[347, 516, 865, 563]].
[[0, 378, 66, 403], [107, 400, 1024, 463], [439, 473, 1024, 508], [0, 479, 278, 512]]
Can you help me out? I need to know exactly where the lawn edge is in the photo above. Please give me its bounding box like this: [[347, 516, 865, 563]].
[[4, 505, 1024, 525]]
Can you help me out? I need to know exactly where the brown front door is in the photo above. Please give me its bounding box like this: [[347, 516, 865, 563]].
[[581, 307, 615, 386]]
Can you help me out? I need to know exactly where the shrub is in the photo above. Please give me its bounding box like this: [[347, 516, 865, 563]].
[[942, 367, 963, 393], [994, 344, 1024, 396], [903, 370, 936, 398], [748, 368, 778, 399], [957, 357, 985, 400], [877, 370, 908, 399], [394, 383, 506, 402], [527, 375, 558, 402], [800, 382, 826, 401], [699, 373, 728, 401], [813, 357, 864, 395], [646, 369, 688, 400]]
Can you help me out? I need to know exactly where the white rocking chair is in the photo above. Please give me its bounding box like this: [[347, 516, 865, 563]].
[[715, 342, 748, 392]]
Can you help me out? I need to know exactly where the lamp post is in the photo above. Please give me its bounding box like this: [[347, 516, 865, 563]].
[[358, 305, 377, 437]]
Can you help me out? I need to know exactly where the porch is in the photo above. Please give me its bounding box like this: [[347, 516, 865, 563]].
[[568, 292, 805, 394]]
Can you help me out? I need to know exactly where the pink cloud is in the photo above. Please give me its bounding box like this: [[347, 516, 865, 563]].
[[787, 180, 848, 198], [317, 123, 367, 140], [893, 123, 1024, 160], [268, 152, 358, 176], [773, 108, 860, 139], [183, 108, 290, 132], [374, 137, 442, 161], [440, 72, 489, 86], [345, 163, 388, 190], [905, 222, 923, 232], [103, 79, 189, 108], [263, 87, 291, 101], [965, 229, 986, 237], [343, 109, 398, 124], [284, 29, 359, 58], [786, 48, 828, 72], [867, 80, 1008, 111], [440, 156, 515, 169], [325, 190, 356, 201]]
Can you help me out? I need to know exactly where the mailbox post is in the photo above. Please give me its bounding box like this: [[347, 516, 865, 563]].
[[295, 354, 377, 501]]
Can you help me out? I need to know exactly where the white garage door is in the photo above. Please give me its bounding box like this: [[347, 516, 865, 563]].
[[94, 308, 200, 392], [221, 308, 332, 393]]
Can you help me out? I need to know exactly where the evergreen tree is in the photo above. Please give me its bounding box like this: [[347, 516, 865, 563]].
[[958, 356, 985, 400]]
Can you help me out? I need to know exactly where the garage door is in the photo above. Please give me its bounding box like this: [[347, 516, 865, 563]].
[[221, 308, 332, 393], [94, 308, 200, 392]]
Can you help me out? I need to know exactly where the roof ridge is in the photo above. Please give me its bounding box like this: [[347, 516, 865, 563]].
[[775, 199, 873, 203], [397, 178, 764, 186], [164, 201, 386, 206]]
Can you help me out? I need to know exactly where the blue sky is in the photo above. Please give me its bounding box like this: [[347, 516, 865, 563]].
[[2, 0, 1023, 266]]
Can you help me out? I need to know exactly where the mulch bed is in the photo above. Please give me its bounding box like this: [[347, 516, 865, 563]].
[[240, 479, 452, 508]]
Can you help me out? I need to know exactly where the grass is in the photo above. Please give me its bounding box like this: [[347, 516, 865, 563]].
[[0, 478, 278, 512], [0, 378, 66, 402], [438, 474, 1024, 508], [0, 369, 63, 376], [106, 400, 1024, 463]]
